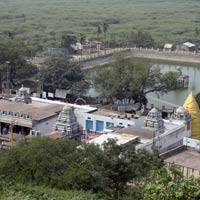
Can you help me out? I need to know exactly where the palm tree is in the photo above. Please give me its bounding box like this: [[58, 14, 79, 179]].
[[103, 22, 109, 47], [96, 24, 102, 41]]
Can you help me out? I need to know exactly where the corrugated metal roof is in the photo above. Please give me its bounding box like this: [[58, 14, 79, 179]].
[[0, 100, 63, 121], [183, 42, 195, 48], [164, 44, 173, 49]]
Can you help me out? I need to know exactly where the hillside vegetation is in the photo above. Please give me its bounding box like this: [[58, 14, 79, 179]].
[[0, 0, 200, 48], [0, 137, 163, 199], [0, 138, 200, 199]]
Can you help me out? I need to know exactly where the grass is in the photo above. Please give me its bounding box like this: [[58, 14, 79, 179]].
[[0, 0, 200, 49]]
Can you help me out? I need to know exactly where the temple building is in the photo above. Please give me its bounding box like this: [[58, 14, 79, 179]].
[[173, 106, 191, 122], [176, 67, 189, 88], [183, 92, 200, 140], [14, 86, 32, 104], [144, 107, 165, 133], [54, 104, 80, 135]]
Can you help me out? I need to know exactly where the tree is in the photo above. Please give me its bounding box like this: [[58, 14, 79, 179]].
[[143, 166, 200, 200], [80, 33, 86, 44], [133, 30, 155, 48], [0, 39, 38, 87], [195, 27, 199, 38], [103, 22, 109, 46], [61, 34, 77, 49], [101, 140, 163, 199], [39, 55, 89, 96], [97, 24, 102, 41], [93, 54, 177, 106], [0, 137, 163, 200]]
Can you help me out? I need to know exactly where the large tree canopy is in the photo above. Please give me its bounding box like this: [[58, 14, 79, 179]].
[[129, 30, 155, 48], [0, 137, 163, 199], [0, 38, 38, 87], [40, 55, 89, 96], [93, 54, 177, 106]]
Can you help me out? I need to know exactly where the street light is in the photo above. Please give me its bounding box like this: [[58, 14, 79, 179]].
[[4, 61, 10, 95], [5, 61, 10, 87]]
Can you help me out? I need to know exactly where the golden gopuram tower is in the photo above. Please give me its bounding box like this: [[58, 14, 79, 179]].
[[183, 92, 200, 140]]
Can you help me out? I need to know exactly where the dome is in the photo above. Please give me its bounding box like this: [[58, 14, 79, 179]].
[[149, 108, 159, 113], [63, 104, 74, 112], [145, 107, 164, 132], [148, 108, 162, 118], [176, 106, 188, 114], [19, 85, 27, 92], [66, 119, 73, 124]]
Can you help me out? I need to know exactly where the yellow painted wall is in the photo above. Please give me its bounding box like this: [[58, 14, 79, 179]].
[[183, 92, 200, 140]]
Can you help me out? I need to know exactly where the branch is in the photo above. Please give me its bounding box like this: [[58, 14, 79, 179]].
[[144, 86, 166, 95]]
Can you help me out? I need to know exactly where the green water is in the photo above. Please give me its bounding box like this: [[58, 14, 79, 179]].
[[87, 63, 200, 107]]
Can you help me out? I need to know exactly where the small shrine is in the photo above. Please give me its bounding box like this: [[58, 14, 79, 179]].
[[144, 108, 165, 133], [54, 104, 80, 135], [15, 85, 32, 104], [173, 106, 191, 121], [176, 66, 189, 88]]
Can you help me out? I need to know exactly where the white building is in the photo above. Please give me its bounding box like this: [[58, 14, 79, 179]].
[[88, 107, 192, 153], [0, 89, 192, 154]]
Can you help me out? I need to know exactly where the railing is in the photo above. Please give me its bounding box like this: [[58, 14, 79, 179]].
[[71, 48, 130, 62], [165, 161, 200, 177], [71, 47, 200, 64]]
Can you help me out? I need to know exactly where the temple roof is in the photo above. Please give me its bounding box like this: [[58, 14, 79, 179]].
[[0, 99, 63, 121], [183, 92, 200, 115], [183, 92, 200, 139], [147, 107, 162, 119], [63, 104, 73, 111], [176, 106, 188, 114]]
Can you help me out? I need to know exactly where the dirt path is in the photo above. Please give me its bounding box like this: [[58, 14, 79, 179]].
[[129, 48, 200, 64]]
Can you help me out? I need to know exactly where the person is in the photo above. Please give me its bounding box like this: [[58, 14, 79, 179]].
[[2, 127, 8, 135]]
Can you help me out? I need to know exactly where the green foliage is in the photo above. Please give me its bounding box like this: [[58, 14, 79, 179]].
[[93, 54, 178, 105], [0, 180, 99, 200], [0, 137, 163, 199], [40, 55, 89, 94], [0, 0, 200, 48], [143, 166, 200, 200], [161, 71, 178, 90], [132, 30, 155, 47], [0, 38, 38, 86], [96, 25, 102, 40], [61, 34, 77, 49]]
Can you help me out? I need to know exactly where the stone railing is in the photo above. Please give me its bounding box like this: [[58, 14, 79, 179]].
[[71, 48, 130, 62]]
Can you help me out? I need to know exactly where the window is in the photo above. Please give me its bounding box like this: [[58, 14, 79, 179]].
[[106, 122, 114, 128]]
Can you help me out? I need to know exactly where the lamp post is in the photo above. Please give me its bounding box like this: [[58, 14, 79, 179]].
[[2, 61, 10, 95], [4, 61, 10, 95]]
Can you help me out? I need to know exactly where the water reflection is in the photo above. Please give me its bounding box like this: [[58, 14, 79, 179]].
[[152, 64, 200, 106]]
